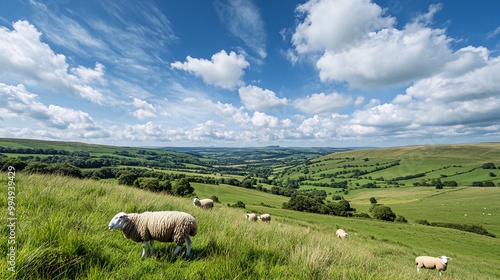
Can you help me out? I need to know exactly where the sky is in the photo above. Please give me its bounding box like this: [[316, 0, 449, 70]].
[[0, 0, 499, 148]]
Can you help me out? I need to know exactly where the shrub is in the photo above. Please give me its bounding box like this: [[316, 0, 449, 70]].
[[371, 205, 396, 222], [395, 215, 408, 223], [210, 195, 220, 203], [228, 201, 246, 208]]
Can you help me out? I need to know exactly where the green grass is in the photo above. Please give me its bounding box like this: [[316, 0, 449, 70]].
[[1, 174, 499, 279]]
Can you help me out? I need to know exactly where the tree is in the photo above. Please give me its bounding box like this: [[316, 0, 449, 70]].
[[134, 177, 160, 192], [482, 162, 496, 169], [0, 157, 27, 171], [369, 197, 378, 204], [118, 171, 138, 186], [371, 205, 396, 222], [171, 178, 194, 196]]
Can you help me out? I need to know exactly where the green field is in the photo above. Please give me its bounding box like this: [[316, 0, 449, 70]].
[[1, 174, 499, 279], [1, 139, 500, 278]]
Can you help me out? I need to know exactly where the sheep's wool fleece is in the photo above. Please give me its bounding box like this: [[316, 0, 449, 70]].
[[415, 256, 447, 271], [122, 211, 197, 245], [196, 199, 214, 208], [259, 214, 271, 222]]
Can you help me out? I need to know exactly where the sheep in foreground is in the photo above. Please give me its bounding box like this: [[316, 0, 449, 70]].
[[108, 211, 197, 259], [257, 214, 271, 223], [193, 198, 214, 210], [336, 229, 348, 239], [415, 256, 452, 276], [245, 213, 257, 221]]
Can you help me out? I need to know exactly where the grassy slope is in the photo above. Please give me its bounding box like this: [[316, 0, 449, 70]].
[[1, 174, 499, 279]]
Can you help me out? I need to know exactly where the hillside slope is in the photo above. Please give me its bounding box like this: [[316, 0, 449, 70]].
[[1, 174, 499, 279]]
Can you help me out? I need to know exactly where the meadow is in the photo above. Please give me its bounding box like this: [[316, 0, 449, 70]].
[[1, 174, 499, 279]]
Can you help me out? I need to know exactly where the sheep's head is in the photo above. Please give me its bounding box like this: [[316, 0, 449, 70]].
[[439, 256, 452, 265], [108, 212, 128, 230], [193, 198, 200, 205]]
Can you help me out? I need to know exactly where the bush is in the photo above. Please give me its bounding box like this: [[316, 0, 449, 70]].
[[228, 201, 246, 208], [210, 195, 220, 203], [371, 205, 396, 222], [171, 178, 194, 196], [395, 215, 408, 223]]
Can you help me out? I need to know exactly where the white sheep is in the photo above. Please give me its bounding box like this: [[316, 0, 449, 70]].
[[336, 228, 348, 239], [245, 213, 257, 222], [193, 198, 214, 210], [108, 211, 197, 259], [257, 214, 271, 223], [415, 255, 452, 276]]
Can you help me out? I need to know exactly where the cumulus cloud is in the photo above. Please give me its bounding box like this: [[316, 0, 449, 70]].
[[294, 92, 353, 114], [0, 20, 106, 104], [290, 1, 493, 90], [171, 50, 249, 89], [238, 85, 288, 111], [130, 97, 157, 120], [0, 83, 102, 131], [292, 0, 395, 54]]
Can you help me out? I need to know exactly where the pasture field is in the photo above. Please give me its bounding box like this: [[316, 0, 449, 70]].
[[2, 174, 499, 279], [283, 142, 500, 190], [191, 182, 289, 208]]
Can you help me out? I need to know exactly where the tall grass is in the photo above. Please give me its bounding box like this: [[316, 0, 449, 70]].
[[1, 174, 499, 279]]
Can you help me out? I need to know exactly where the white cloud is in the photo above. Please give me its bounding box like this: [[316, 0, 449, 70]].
[[316, 25, 453, 88], [214, 0, 266, 59], [238, 85, 288, 111], [290, 2, 493, 90], [130, 98, 157, 120], [294, 92, 353, 114], [0, 83, 102, 131], [71, 63, 106, 84], [0, 20, 106, 104], [171, 50, 249, 89], [292, 0, 395, 54]]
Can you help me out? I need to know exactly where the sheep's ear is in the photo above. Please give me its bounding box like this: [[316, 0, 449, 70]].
[[119, 214, 129, 219]]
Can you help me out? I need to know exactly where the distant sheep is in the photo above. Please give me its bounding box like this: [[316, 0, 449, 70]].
[[108, 211, 197, 259], [193, 198, 214, 210], [336, 229, 348, 239], [257, 214, 271, 223], [415, 255, 452, 276], [245, 213, 257, 222]]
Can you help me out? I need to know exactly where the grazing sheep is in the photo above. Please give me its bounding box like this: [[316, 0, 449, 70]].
[[415, 255, 452, 276], [193, 198, 214, 210], [336, 229, 348, 239], [257, 214, 271, 223], [108, 211, 197, 259], [245, 213, 257, 222]]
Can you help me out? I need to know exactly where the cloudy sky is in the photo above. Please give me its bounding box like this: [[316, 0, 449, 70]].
[[1, 0, 499, 147]]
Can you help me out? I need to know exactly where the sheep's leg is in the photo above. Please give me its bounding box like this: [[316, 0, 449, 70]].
[[141, 241, 147, 259], [416, 267, 420, 273], [185, 237, 192, 257], [150, 240, 155, 254], [173, 245, 181, 256]]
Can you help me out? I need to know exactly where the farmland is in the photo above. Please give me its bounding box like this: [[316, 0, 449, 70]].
[[0, 138, 499, 279]]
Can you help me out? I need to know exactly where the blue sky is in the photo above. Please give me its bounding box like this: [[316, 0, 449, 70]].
[[0, 0, 499, 147]]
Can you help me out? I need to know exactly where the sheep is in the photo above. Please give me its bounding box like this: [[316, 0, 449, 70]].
[[108, 211, 197, 259], [415, 255, 452, 276], [257, 214, 271, 223], [193, 198, 214, 210], [245, 213, 257, 222], [336, 229, 348, 239]]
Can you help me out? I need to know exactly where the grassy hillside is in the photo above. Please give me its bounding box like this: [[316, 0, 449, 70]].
[[286, 142, 500, 190], [1, 174, 499, 279]]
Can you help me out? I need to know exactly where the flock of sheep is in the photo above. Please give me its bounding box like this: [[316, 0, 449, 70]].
[[108, 197, 452, 277]]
